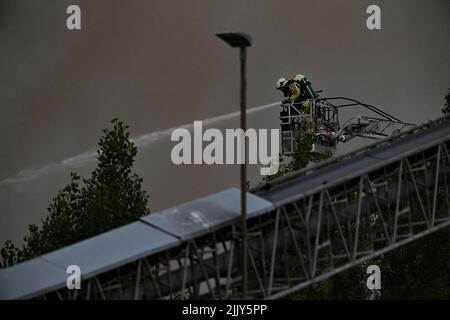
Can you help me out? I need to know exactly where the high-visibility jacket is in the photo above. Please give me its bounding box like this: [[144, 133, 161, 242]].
[[282, 77, 317, 103]]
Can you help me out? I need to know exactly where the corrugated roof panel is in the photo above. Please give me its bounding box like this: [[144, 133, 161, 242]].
[[41, 221, 180, 279], [0, 257, 66, 300], [140, 188, 275, 240], [0, 221, 180, 299]]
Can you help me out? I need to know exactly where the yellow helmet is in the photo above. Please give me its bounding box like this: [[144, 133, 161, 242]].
[[293, 74, 305, 82]]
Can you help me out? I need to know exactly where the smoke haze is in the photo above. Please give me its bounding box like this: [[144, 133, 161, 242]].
[[0, 0, 449, 245]]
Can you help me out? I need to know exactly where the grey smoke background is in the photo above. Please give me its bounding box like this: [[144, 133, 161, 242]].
[[0, 0, 449, 245]]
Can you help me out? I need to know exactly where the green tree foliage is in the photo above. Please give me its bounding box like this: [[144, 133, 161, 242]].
[[377, 227, 450, 299], [264, 131, 331, 183], [1, 119, 149, 268], [288, 132, 331, 171], [291, 265, 369, 300], [442, 88, 450, 115]]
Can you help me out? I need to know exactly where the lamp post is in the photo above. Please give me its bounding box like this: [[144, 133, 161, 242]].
[[216, 32, 252, 298]]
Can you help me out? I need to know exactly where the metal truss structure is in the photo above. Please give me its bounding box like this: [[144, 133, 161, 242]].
[[1, 117, 449, 300]]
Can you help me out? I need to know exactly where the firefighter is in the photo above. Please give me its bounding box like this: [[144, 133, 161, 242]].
[[293, 74, 317, 101], [275, 78, 292, 132], [275, 74, 318, 111]]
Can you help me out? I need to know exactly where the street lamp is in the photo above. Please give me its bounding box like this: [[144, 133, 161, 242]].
[[216, 32, 252, 298]]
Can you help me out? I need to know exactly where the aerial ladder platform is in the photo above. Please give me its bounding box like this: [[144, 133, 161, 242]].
[[280, 97, 415, 155]]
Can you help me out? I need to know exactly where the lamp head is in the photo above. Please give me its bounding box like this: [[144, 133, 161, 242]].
[[216, 32, 252, 48]]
